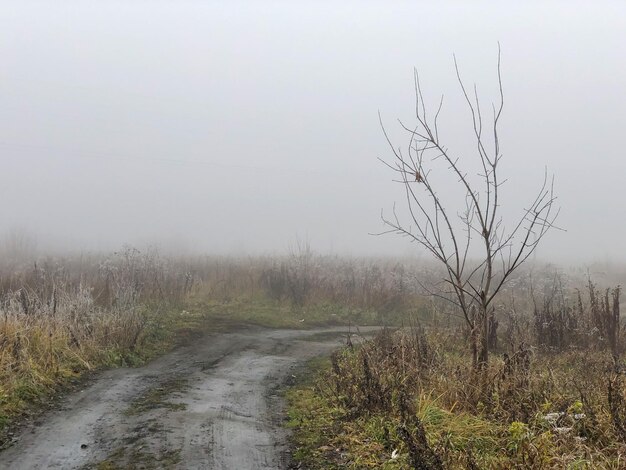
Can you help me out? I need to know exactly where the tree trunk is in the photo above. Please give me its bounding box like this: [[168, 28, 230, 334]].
[[477, 304, 489, 367]]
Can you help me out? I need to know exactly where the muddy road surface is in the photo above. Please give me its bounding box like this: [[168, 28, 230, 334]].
[[1, 327, 374, 469]]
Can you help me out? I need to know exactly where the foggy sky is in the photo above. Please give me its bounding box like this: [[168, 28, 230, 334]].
[[2, 1, 625, 261]]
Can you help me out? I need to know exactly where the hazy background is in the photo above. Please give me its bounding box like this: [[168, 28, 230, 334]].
[[1, 0, 625, 261]]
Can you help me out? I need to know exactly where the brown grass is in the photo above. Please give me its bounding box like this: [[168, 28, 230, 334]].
[[289, 279, 626, 469], [0, 246, 424, 443]]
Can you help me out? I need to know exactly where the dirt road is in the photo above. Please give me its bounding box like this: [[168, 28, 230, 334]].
[[0, 327, 370, 469]]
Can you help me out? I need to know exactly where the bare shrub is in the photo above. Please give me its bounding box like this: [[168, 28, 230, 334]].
[[587, 281, 621, 358], [531, 275, 622, 356], [533, 276, 579, 351], [608, 373, 626, 442], [379, 48, 559, 367]]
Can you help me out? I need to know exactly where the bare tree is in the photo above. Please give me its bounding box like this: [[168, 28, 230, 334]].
[[379, 48, 559, 367]]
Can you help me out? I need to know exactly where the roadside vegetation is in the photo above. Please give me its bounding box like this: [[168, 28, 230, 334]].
[[0, 242, 425, 447], [5, 237, 626, 468], [284, 53, 626, 468], [279, 49, 626, 469], [287, 274, 626, 469]]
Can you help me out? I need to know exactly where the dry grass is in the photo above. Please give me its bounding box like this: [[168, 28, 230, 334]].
[[0, 246, 424, 444], [289, 280, 626, 469], [0, 247, 196, 443]]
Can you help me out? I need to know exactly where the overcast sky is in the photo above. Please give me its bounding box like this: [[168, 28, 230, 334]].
[[1, 1, 625, 261]]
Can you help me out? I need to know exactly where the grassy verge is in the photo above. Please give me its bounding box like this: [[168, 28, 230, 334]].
[[287, 372, 504, 469], [287, 330, 626, 469], [0, 305, 194, 448]]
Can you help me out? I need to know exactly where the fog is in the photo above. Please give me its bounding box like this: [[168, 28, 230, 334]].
[[2, 0, 625, 262]]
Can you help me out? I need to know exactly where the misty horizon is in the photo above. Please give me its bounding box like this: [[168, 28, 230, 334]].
[[3, 1, 626, 263]]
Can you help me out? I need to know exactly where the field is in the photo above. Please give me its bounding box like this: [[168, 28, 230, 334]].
[[2, 244, 626, 468], [0, 245, 421, 450], [287, 271, 626, 469]]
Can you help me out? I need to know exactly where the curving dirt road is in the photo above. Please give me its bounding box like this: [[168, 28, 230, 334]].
[[0, 327, 370, 469]]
